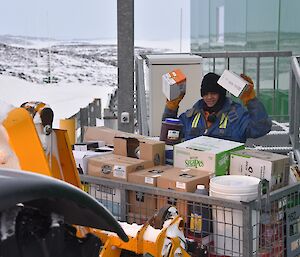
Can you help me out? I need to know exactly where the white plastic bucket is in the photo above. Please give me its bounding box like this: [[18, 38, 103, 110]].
[[209, 175, 260, 256]]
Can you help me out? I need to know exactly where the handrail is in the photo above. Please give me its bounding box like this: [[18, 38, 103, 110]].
[[141, 50, 292, 58], [192, 50, 292, 97], [193, 50, 292, 58], [68, 98, 101, 142], [290, 56, 300, 164]]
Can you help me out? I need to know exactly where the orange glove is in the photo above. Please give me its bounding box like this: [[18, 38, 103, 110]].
[[166, 93, 185, 111], [240, 74, 256, 106]]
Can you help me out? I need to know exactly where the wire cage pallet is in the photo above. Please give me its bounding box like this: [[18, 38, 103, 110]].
[[80, 175, 300, 257]]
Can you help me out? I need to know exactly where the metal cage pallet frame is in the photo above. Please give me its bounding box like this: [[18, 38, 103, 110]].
[[80, 175, 300, 257]]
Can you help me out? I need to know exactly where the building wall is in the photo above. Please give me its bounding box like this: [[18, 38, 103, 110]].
[[280, 0, 300, 33], [246, 0, 278, 33], [190, 0, 209, 50], [224, 0, 246, 34], [191, 0, 300, 54]]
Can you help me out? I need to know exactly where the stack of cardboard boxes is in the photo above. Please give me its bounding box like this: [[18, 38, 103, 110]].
[[79, 126, 291, 225], [128, 166, 171, 218], [83, 127, 166, 219], [82, 127, 214, 222]]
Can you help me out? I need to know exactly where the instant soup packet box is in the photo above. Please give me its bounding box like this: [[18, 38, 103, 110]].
[[173, 136, 244, 176], [217, 69, 249, 97]]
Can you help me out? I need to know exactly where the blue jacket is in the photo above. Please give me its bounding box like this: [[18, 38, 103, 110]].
[[163, 97, 272, 143]]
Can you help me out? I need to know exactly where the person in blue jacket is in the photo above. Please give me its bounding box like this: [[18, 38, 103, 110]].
[[162, 72, 272, 143]]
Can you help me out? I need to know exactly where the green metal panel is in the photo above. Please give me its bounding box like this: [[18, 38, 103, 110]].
[[259, 89, 289, 121]]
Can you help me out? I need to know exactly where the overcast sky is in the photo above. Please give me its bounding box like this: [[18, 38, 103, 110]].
[[0, 0, 190, 41]]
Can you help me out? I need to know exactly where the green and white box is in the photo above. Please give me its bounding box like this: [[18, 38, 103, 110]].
[[174, 136, 244, 176], [229, 149, 290, 191]]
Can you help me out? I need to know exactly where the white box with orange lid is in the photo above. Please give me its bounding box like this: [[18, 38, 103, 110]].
[[162, 69, 186, 100]]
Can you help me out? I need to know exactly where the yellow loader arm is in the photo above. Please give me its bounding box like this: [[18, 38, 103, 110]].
[[2, 107, 81, 188], [92, 206, 190, 257], [3, 108, 51, 175]]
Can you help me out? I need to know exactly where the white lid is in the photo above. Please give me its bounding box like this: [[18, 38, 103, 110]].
[[197, 185, 205, 190], [210, 175, 260, 195]]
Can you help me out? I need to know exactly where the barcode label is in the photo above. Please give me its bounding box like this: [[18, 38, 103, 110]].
[[145, 177, 154, 184], [113, 165, 126, 179], [176, 181, 186, 189]]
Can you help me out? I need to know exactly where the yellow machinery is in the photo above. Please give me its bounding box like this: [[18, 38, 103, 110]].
[[2, 106, 81, 187], [0, 103, 191, 257], [91, 206, 190, 257]]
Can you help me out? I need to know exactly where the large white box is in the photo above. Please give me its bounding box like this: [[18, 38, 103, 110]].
[[72, 148, 112, 174], [229, 149, 290, 191], [144, 54, 203, 136], [174, 136, 244, 176], [162, 69, 186, 100], [217, 69, 249, 97]]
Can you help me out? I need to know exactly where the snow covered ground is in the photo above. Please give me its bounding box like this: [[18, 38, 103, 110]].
[[0, 35, 187, 127], [0, 75, 114, 127]]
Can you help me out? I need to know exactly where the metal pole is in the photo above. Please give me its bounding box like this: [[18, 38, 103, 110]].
[[88, 102, 96, 126], [117, 0, 134, 133], [80, 107, 88, 142], [94, 98, 102, 119], [289, 62, 295, 136], [135, 55, 148, 135], [242, 204, 253, 257], [290, 56, 300, 165], [119, 188, 128, 222]]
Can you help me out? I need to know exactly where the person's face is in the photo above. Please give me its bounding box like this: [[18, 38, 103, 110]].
[[203, 92, 220, 107]]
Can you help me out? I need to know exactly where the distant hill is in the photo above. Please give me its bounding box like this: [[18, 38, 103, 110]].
[[0, 35, 162, 86]]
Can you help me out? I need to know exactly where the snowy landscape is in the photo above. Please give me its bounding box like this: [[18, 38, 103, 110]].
[[0, 35, 180, 127]]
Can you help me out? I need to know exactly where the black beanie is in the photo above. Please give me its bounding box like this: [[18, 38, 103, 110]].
[[200, 72, 226, 97]]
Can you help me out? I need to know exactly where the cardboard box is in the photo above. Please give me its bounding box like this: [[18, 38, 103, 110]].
[[84, 126, 165, 165], [229, 149, 290, 191], [157, 168, 211, 192], [87, 154, 153, 181], [174, 136, 244, 176], [162, 69, 186, 100], [217, 69, 249, 97], [114, 137, 165, 166], [72, 148, 113, 174], [128, 165, 171, 186], [128, 166, 172, 216], [84, 126, 142, 146], [156, 168, 211, 220]]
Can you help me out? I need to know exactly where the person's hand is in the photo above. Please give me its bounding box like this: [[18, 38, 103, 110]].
[[166, 93, 185, 111], [240, 74, 256, 106]]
